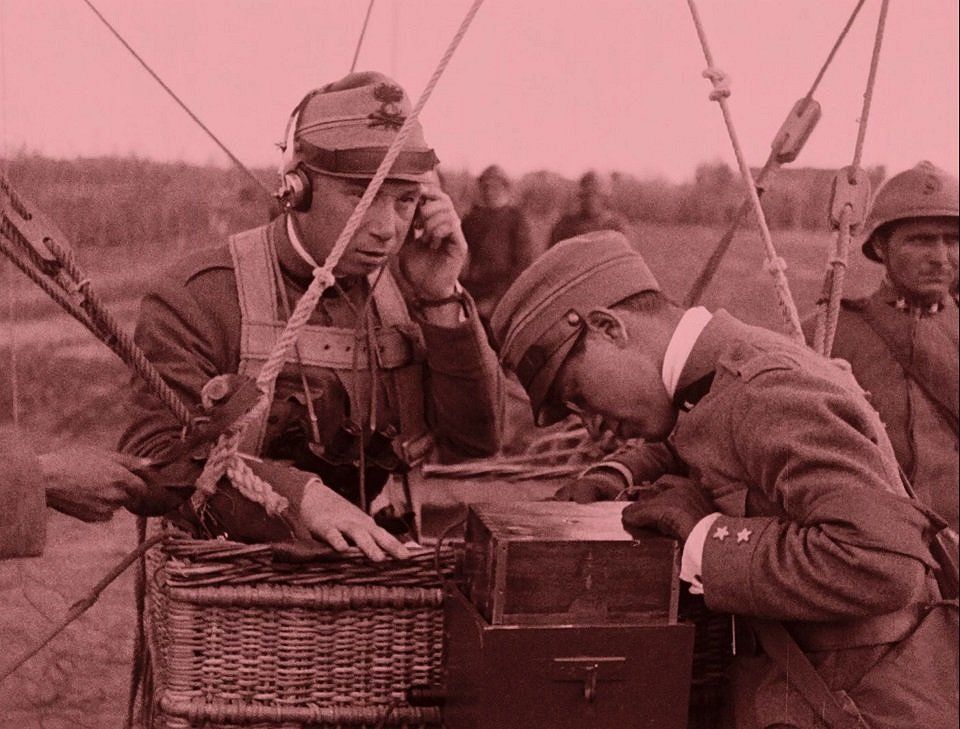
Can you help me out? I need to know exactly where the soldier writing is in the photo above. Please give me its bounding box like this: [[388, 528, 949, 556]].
[[492, 231, 957, 728], [119, 72, 502, 561]]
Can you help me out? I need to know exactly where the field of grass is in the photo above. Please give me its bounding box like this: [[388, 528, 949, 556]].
[[0, 175, 884, 727]]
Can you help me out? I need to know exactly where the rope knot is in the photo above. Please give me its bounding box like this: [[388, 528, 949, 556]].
[[312, 267, 336, 290], [702, 67, 731, 101], [765, 256, 788, 274]]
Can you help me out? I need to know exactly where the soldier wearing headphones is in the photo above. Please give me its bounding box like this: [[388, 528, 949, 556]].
[[119, 72, 503, 560]]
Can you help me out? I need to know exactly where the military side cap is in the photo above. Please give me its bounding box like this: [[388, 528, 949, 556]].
[[862, 161, 959, 262], [479, 164, 510, 185], [491, 230, 660, 424], [290, 71, 438, 182]]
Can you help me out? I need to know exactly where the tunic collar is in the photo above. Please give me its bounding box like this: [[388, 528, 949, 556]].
[[661, 306, 713, 399]]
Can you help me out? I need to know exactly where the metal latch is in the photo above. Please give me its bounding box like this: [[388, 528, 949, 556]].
[[550, 656, 627, 703], [829, 165, 872, 231], [771, 98, 821, 164]]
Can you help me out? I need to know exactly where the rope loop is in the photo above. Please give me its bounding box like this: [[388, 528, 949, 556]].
[[765, 256, 788, 274], [702, 67, 731, 100]]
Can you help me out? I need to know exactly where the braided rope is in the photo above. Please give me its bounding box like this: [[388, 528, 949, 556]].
[[42, 236, 195, 426], [193, 0, 486, 514], [814, 0, 889, 357], [685, 0, 805, 343], [813, 204, 852, 355], [685, 0, 868, 309]]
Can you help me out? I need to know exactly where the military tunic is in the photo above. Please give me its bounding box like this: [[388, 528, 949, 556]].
[[600, 311, 953, 728], [0, 427, 46, 558], [807, 284, 959, 531], [119, 216, 503, 511]]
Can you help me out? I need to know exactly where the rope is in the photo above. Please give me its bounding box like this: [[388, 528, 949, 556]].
[[685, 0, 805, 343], [80, 0, 272, 199], [193, 0, 487, 516], [1, 0, 21, 427], [684, 0, 869, 308], [0, 531, 172, 684], [850, 0, 889, 176], [814, 0, 890, 356], [683, 150, 777, 307], [350, 0, 376, 73], [803, 0, 869, 104], [1, 174, 195, 426], [41, 235, 195, 426]]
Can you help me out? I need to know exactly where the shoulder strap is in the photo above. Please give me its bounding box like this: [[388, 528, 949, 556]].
[[857, 303, 959, 438], [749, 619, 865, 729], [229, 224, 282, 369], [228, 225, 281, 455]]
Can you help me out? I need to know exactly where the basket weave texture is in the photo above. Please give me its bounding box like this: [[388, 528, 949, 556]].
[[146, 533, 453, 728]]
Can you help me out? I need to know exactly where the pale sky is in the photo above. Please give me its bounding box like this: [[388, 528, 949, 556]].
[[0, 0, 957, 182]]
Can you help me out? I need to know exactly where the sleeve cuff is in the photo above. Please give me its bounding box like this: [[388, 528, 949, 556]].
[[680, 512, 721, 595], [580, 460, 633, 488]]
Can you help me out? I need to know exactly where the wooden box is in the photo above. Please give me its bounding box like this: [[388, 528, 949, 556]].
[[462, 501, 680, 626], [443, 587, 694, 729]]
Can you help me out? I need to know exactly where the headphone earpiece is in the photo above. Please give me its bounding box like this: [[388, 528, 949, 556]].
[[278, 166, 312, 212], [276, 92, 319, 212]]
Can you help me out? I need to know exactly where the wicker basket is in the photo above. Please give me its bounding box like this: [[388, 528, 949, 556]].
[[144, 533, 454, 729]]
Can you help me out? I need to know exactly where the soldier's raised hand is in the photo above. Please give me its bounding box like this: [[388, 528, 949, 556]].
[[399, 181, 467, 301]]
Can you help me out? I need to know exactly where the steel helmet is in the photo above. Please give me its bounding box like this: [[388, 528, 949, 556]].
[[861, 161, 959, 262]]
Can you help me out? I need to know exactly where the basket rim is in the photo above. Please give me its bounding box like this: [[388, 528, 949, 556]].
[[158, 694, 442, 724]]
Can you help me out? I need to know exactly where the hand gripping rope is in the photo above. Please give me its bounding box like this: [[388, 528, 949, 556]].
[[813, 0, 890, 357], [191, 0, 487, 518], [685, 0, 805, 343]]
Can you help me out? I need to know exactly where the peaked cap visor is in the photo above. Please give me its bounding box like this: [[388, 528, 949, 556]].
[[491, 231, 660, 424]]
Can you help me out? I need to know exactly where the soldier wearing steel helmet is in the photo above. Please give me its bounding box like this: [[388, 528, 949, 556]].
[[803, 161, 959, 531], [491, 230, 957, 728], [119, 72, 502, 560]]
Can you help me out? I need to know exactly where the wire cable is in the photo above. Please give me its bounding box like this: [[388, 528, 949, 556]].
[[350, 0, 376, 73], [684, 0, 869, 309], [814, 0, 891, 357], [685, 0, 805, 342], [80, 0, 272, 199]]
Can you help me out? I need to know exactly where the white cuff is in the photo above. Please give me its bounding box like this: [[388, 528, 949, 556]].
[[680, 512, 721, 595], [580, 461, 633, 488]]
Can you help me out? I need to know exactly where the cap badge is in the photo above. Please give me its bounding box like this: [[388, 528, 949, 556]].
[[922, 173, 942, 195], [369, 83, 406, 129]]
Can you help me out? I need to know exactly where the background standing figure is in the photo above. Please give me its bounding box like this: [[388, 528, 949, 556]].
[[548, 170, 629, 246], [460, 164, 535, 327], [805, 161, 959, 532]]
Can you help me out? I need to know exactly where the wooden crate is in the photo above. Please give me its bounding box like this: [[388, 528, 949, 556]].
[[462, 501, 680, 626]]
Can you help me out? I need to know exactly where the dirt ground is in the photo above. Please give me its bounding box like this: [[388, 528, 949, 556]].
[[0, 221, 884, 728], [0, 509, 140, 729]]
